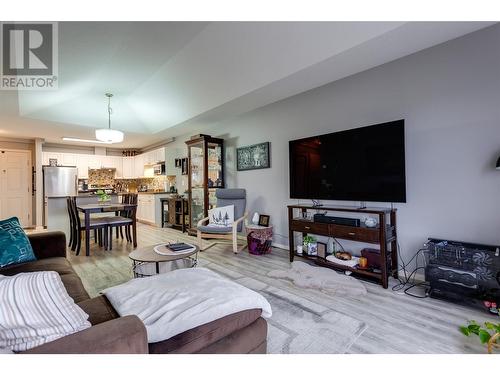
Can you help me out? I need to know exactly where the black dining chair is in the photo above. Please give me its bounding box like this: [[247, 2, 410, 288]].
[[104, 193, 137, 250], [66, 196, 109, 255]]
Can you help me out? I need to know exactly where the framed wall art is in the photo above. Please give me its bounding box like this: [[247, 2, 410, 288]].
[[236, 142, 270, 171]]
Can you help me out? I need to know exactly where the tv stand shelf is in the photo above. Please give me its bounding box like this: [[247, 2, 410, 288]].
[[287, 204, 398, 288]]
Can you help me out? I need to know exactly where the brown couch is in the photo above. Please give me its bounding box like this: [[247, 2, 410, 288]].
[[0, 231, 268, 354]]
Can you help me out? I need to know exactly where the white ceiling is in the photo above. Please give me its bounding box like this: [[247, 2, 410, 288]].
[[0, 21, 495, 148]]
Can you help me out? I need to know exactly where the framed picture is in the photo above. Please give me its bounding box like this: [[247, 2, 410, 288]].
[[174, 158, 180, 168], [236, 142, 270, 171], [258, 214, 270, 227], [317, 242, 327, 259]]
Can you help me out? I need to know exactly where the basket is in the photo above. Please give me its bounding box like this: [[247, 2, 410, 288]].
[[247, 231, 272, 255]]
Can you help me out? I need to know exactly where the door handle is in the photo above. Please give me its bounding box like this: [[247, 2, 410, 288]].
[[304, 226, 311, 230]]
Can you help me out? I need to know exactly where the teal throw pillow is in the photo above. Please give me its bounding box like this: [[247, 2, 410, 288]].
[[0, 217, 36, 268]]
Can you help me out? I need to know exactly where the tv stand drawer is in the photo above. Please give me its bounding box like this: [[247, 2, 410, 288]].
[[290, 220, 329, 236], [329, 225, 379, 243]]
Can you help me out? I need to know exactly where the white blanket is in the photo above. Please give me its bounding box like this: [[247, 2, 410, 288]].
[[103, 268, 272, 343]]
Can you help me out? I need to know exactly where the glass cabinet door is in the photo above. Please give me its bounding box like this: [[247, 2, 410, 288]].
[[207, 142, 223, 188], [189, 143, 205, 228]]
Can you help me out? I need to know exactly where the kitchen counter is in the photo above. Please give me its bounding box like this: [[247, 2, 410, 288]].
[[77, 192, 119, 197], [119, 191, 176, 195]]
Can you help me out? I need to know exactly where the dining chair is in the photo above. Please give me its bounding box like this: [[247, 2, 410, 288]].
[[104, 194, 137, 250], [66, 196, 109, 255]]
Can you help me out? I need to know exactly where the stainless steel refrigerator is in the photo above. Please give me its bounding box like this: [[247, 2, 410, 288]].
[[43, 166, 78, 226]]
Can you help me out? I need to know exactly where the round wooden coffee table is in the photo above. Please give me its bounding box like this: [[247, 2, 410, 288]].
[[129, 243, 199, 277]]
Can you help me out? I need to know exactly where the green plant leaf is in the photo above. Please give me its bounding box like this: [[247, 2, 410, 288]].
[[468, 323, 480, 335], [459, 326, 470, 336], [478, 329, 491, 344], [485, 322, 496, 331]]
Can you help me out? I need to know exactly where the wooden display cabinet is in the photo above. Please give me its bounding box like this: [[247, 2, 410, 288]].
[[186, 135, 224, 235]]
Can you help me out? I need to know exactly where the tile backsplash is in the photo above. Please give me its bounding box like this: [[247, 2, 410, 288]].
[[87, 169, 172, 192], [88, 169, 115, 186]]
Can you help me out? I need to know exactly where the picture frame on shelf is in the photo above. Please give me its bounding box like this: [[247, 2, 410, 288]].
[[236, 142, 270, 171], [48, 158, 58, 166], [258, 214, 270, 227]]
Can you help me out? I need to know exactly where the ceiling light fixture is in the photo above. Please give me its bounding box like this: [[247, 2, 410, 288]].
[[95, 93, 124, 144], [62, 137, 111, 144]]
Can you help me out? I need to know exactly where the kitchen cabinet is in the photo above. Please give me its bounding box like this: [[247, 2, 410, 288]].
[[86, 156, 101, 170], [42, 150, 163, 180], [61, 153, 78, 166], [76, 154, 89, 178], [142, 147, 165, 166], [122, 157, 134, 179], [111, 156, 123, 178], [42, 152, 63, 166], [137, 194, 155, 224], [134, 154, 145, 178]]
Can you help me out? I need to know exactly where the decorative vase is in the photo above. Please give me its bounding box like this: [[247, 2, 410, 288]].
[[296, 245, 303, 255], [307, 243, 318, 256], [252, 212, 260, 225]]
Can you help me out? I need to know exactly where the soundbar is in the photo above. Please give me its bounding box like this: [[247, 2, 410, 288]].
[[313, 214, 360, 227]]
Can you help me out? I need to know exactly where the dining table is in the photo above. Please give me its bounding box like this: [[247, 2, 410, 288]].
[[76, 203, 137, 256]]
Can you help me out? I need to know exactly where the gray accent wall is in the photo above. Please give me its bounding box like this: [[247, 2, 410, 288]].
[[168, 24, 500, 264]]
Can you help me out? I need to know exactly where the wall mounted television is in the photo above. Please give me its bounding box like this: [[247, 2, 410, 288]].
[[289, 120, 406, 203]]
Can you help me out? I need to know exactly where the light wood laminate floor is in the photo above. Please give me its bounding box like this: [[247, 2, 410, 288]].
[[68, 223, 495, 354]]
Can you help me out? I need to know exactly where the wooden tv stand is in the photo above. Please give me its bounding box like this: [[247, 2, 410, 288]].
[[287, 205, 398, 288]]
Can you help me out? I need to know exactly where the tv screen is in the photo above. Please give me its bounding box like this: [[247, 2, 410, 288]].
[[289, 120, 406, 203]]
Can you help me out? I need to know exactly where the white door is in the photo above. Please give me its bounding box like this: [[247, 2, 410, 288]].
[[0, 150, 32, 226]]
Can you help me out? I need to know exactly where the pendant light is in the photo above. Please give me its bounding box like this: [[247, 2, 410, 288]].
[[95, 93, 124, 143]]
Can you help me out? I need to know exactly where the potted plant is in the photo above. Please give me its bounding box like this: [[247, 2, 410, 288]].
[[460, 320, 500, 354], [96, 189, 111, 205], [303, 235, 317, 256]]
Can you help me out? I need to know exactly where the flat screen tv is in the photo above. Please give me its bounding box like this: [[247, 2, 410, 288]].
[[289, 120, 406, 203]]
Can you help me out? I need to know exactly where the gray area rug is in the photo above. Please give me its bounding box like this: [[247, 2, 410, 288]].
[[267, 261, 367, 297], [261, 288, 367, 353], [206, 264, 368, 354]]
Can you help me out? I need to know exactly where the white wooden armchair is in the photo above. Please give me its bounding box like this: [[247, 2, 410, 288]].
[[196, 189, 248, 254]]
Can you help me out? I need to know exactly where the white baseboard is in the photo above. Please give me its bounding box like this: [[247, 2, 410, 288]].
[[272, 242, 289, 251]]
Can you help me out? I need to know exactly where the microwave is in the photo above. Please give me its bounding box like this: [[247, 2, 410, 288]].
[[153, 162, 166, 175]]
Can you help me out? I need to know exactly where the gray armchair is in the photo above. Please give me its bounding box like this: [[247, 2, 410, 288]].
[[197, 188, 248, 254]]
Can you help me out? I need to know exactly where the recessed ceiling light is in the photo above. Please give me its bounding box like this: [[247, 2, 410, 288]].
[[62, 137, 112, 144]]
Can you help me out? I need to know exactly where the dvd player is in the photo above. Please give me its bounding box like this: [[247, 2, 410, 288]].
[[313, 214, 360, 227]]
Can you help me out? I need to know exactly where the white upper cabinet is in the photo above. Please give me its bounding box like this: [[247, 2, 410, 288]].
[[155, 147, 165, 163], [86, 156, 101, 170], [142, 147, 165, 166], [111, 156, 123, 178], [122, 157, 134, 179], [134, 154, 145, 178], [42, 149, 164, 180], [76, 154, 89, 178], [42, 152, 63, 166], [61, 153, 78, 166]]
